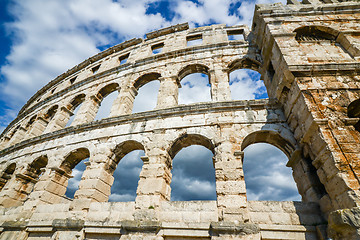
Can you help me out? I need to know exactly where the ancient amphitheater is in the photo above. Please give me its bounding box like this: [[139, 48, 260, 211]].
[[0, 0, 359, 239]]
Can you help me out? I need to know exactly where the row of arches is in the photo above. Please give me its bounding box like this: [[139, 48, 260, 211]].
[[0, 130, 306, 208], [1, 60, 266, 150]]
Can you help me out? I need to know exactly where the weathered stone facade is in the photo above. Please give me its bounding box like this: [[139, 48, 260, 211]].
[[0, 0, 359, 239]]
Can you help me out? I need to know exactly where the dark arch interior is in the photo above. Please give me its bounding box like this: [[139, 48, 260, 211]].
[[98, 83, 119, 100], [0, 163, 16, 191]]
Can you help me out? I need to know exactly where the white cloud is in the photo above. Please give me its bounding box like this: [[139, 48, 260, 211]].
[[132, 80, 160, 113], [171, 0, 241, 27], [1, 0, 167, 113], [179, 73, 211, 104], [243, 143, 301, 201], [229, 69, 267, 100]]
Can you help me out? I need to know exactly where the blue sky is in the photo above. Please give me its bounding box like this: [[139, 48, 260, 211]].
[[0, 0, 300, 202]]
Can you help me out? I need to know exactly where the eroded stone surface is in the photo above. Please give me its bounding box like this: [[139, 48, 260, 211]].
[[0, 0, 359, 239]]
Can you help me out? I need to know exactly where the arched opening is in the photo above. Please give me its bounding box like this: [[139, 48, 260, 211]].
[[294, 25, 353, 62], [61, 148, 90, 199], [229, 69, 267, 100], [108, 140, 144, 202], [26, 156, 48, 180], [348, 99, 360, 132], [178, 64, 211, 104], [243, 143, 301, 201], [169, 134, 216, 201], [95, 83, 119, 120], [0, 163, 16, 191], [44, 105, 58, 121], [66, 94, 85, 127], [25, 115, 37, 132], [132, 73, 161, 113], [228, 59, 267, 100]]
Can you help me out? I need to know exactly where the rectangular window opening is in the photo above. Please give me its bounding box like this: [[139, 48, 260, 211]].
[[119, 53, 130, 65], [70, 76, 77, 84], [227, 29, 244, 41], [187, 34, 203, 47], [92, 65, 100, 74], [151, 43, 164, 55]]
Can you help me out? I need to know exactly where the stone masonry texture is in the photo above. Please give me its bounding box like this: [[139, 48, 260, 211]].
[[0, 0, 359, 239]]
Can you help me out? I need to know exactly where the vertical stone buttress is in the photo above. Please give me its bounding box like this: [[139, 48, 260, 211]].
[[135, 137, 172, 210], [71, 96, 101, 126], [253, 1, 360, 239], [215, 126, 249, 223], [156, 76, 179, 109]]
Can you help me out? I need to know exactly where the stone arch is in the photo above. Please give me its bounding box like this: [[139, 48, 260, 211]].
[[44, 105, 58, 121], [0, 163, 16, 191], [106, 140, 145, 201], [178, 64, 209, 81], [227, 58, 261, 73], [167, 133, 216, 201], [134, 72, 161, 90], [241, 130, 296, 159], [64, 94, 86, 127], [168, 133, 215, 160], [25, 115, 37, 130], [294, 25, 339, 42], [241, 130, 326, 202], [226, 58, 266, 100], [108, 140, 145, 174], [132, 73, 161, 113], [177, 64, 212, 104], [60, 147, 90, 174], [25, 155, 48, 180], [293, 25, 353, 62], [67, 94, 86, 111], [97, 83, 119, 99]]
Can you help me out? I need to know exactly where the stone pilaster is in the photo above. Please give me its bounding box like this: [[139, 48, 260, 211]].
[[110, 86, 137, 117], [0, 172, 37, 208], [71, 96, 101, 126], [156, 76, 179, 109], [6, 126, 27, 147], [208, 67, 232, 102], [43, 107, 73, 134], [135, 149, 171, 210], [25, 117, 49, 139], [24, 167, 69, 209], [214, 142, 249, 222]]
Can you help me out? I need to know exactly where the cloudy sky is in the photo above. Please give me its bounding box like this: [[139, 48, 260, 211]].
[[0, 0, 301, 202]]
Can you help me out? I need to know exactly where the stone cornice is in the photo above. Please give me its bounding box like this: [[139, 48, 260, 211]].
[[0, 99, 281, 157]]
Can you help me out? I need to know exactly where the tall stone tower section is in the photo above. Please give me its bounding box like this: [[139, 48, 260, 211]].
[[253, 0, 360, 238]]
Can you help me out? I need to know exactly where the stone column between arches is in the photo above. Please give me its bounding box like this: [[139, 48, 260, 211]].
[[135, 148, 171, 210], [156, 76, 179, 109], [24, 117, 49, 139], [208, 67, 232, 102], [110, 86, 137, 117], [43, 107, 73, 134], [72, 151, 114, 204], [214, 141, 249, 223], [70, 96, 101, 126], [24, 167, 70, 208]]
